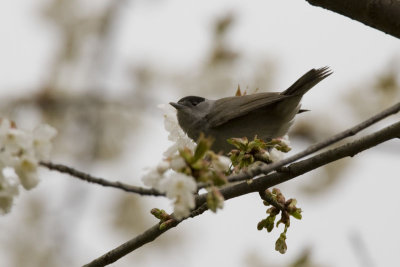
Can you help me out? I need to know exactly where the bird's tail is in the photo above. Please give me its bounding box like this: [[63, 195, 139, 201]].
[[281, 66, 332, 96]]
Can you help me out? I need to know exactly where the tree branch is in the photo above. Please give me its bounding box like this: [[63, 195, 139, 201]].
[[306, 0, 400, 39], [40, 161, 164, 197], [258, 190, 285, 211], [227, 102, 400, 183], [84, 120, 399, 266], [83, 203, 209, 267], [209, 120, 400, 204]]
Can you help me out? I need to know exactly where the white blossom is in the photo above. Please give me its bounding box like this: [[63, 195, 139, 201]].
[[142, 162, 168, 191], [0, 169, 19, 214], [0, 118, 57, 214], [32, 124, 58, 161], [269, 135, 291, 162], [143, 104, 230, 219], [156, 161, 170, 174], [269, 148, 285, 162], [0, 120, 31, 156], [213, 155, 231, 172], [280, 135, 291, 147], [155, 104, 198, 218], [143, 160, 197, 219], [158, 104, 195, 157], [169, 156, 186, 171], [14, 156, 39, 190], [160, 172, 197, 219]]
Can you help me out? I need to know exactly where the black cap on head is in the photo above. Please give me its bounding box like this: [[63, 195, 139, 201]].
[[177, 96, 205, 107]]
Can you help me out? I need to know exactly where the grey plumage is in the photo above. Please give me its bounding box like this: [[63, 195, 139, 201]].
[[170, 67, 332, 153]]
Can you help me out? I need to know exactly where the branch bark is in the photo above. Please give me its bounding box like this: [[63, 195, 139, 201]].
[[211, 120, 400, 204], [41, 102, 400, 197], [227, 102, 400, 183], [84, 121, 400, 267], [40, 162, 164, 196], [83, 204, 209, 267], [306, 0, 400, 39]]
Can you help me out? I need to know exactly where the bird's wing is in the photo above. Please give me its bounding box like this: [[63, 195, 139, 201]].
[[205, 92, 288, 128]]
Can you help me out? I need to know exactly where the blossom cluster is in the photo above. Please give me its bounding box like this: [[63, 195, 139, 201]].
[[142, 161, 197, 220], [228, 135, 291, 171], [144, 104, 291, 220], [142, 105, 199, 219], [0, 118, 57, 214], [145, 105, 231, 219]]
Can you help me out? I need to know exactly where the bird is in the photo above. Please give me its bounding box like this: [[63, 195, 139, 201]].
[[170, 67, 332, 154]]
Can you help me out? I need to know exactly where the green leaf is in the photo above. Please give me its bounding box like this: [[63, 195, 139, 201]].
[[247, 137, 266, 151], [206, 187, 225, 212], [193, 135, 212, 162], [190, 159, 206, 170], [227, 137, 248, 150], [179, 148, 193, 163], [212, 171, 228, 186], [291, 209, 302, 220]]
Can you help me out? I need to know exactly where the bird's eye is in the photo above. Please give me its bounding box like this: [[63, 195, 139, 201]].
[[190, 100, 201, 106]]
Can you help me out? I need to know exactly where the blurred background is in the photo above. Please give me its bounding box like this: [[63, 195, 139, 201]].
[[0, 0, 399, 266]]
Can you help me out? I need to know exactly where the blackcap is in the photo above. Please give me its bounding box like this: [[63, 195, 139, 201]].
[[170, 67, 332, 153]]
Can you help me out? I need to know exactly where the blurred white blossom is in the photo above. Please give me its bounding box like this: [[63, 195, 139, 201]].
[[158, 104, 195, 157], [269, 135, 290, 162], [32, 124, 58, 161], [269, 148, 285, 162], [144, 104, 291, 220], [169, 156, 186, 171], [156, 161, 170, 174], [142, 162, 197, 219], [144, 105, 198, 218], [279, 135, 291, 148], [142, 162, 168, 191], [14, 156, 39, 190], [160, 172, 196, 219], [213, 155, 231, 172], [0, 118, 57, 214], [0, 168, 19, 214], [142, 104, 234, 219]]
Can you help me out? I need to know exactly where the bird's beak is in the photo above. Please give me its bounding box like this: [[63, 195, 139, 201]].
[[169, 102, 185, 110]]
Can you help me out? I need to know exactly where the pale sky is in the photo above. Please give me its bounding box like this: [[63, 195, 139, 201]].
[[1, 1, 399, 266]]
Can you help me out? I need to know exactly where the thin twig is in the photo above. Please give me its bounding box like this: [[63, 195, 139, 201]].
[[227, 102, 400, 183], [84, 120, 400, 266], [40, 161, 164, 197], [207, 121, 400, 204], [83, 203, 208, 267], [258, 190, 285, 211]]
